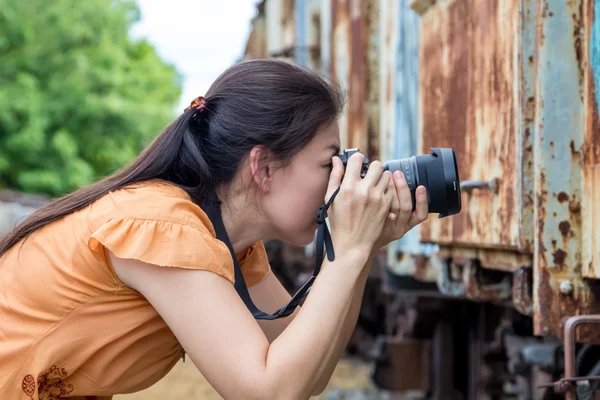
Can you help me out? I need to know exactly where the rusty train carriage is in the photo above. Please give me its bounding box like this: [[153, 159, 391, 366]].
[[242, 0, 600, 398]]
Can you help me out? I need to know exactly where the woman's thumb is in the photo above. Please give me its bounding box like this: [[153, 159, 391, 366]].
[[325, 156, 344, 202]]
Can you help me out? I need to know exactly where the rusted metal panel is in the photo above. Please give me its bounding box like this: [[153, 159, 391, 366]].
[[371, 337, 431, 391], [320, 0, 332, 76], [329, 0, 380, 161], [380, 0, 438, 278], [532, 0, 600, 341], [582, 0, 600, 279], [417, 0, 532, 252], [265, 0, 296, 59], [244, 1, 267, 59], [295, 0, 322, 71]]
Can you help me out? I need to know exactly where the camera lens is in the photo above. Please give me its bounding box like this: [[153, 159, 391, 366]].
[[383, 148, 461, 218]]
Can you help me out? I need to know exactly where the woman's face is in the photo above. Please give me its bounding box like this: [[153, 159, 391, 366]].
[[264, 122, 341, 247]]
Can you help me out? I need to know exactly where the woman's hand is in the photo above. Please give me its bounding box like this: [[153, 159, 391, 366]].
[[374, 170, 429, 249], [324, 152, 394, 257]]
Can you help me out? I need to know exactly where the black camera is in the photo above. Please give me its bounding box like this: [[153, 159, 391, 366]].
[[337, 148, 462, 218]]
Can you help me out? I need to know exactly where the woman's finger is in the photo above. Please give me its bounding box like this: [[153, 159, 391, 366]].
[[344, 152, 366, 183], [407, 185, 429, 227], [385, 176, 400, 220], [363, 160, 384, 188], [394, 171, 412, 220], [325, 156, 345, 202]]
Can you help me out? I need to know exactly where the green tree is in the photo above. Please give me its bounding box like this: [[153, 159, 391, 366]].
[[0, 0, 182, 196]]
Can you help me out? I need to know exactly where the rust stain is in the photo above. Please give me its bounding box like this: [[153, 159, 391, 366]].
[[462, 262, 511, 302], [329, 0, 338, 86], [348, 0, 364, 151], [585, 0, 599, 163], [553, 249, 568, 266], [362, 0, 380, 161], [310, 11, 322, 70], [570, 139, 583, 158], [583, 0, 599, 279], [513, 267, 533, 316], [537, 171, 548, 258], [557, 191, 570, 203], [559, 220, 571, 237], [540, 0, 550, 18], [537, 0, 546, 48], [331, 0, 379, 161], [419, 0, 521, 250], [572, 1, 585, 101], [412, 254, 428, 282], [533, 268, 559, 335]]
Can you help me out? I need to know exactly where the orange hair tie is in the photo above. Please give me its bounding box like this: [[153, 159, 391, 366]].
[[185, 96, 207, 112]]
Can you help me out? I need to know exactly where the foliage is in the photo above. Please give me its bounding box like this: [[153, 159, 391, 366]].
[[0, 0, 182, 196]]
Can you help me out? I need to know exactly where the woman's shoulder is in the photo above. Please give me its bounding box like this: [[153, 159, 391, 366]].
[[87, 180, 234, 280], [91, 179, 215, 235]]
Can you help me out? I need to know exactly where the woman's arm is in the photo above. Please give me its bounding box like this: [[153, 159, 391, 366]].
[[247, 271, 300, 343], [111, 247, 371, 400], [247, 255, 373, 396]]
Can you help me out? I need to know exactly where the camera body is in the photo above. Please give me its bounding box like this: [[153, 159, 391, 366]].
[[336, 148, 462, 218]]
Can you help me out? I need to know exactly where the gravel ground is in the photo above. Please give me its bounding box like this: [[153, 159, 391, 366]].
[[114, 357, 411, 399]]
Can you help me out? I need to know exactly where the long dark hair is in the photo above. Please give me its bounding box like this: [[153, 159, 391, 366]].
[[0, 59, 345, 256]]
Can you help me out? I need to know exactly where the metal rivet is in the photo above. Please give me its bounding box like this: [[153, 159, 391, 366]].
[[559, 280, 573, 295]]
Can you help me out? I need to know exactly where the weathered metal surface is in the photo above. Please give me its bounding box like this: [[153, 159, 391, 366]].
[[409, 0, 436, 16], [582, 0, 600, 279], [294, 0, 321, 71], [436, 258, 512, 302], [532, 0, 600, 341], [265, 0, 296, 59], [244, 0, 600, 348], [380, 0, 442, 278], [437, 246, 533, 272], [243, 1, 267, 59], [417, 0, 531, 252], [513, 267, 534, 316], [327, 0, 380, 161], [536, 316, 600, 399], [371, 337, 431, 391]]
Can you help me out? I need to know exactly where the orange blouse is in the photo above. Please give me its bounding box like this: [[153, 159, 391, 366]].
[[0, 180, 271, 399]]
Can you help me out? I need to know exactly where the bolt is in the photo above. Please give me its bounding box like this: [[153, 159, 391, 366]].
[[569, 200, 581, 213], [560, 280, 574, 295], [543, 326, 551, 335]]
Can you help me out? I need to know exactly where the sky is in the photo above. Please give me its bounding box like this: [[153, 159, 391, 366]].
[[130, 0, 260, 111]]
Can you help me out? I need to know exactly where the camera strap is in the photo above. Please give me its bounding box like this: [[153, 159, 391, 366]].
[[202, 187, 341, 320]]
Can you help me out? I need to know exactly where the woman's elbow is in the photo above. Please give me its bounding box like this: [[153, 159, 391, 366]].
[[311, 377, 331, 397]]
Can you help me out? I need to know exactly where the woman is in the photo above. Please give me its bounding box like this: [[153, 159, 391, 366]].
[[0, 59, 428, 399]]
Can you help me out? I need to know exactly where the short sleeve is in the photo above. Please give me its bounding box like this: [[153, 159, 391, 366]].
[[87, 183, 236, 284], [88, 216, 235, 284]]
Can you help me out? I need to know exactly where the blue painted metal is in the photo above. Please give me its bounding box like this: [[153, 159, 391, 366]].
[[387, 0, 437, 279], [394, 0, 434, 257], [516, 0, 537, 254], [532, 0, 598, 340], [591, 0, 600, 114], [295, 0, 307, 66], [320, 0, 332, 78]]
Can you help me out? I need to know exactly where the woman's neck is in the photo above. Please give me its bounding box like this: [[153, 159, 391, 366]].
[[217, 187, 268, 253]]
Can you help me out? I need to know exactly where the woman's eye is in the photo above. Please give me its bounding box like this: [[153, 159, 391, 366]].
[[324, 162, 333, 170]]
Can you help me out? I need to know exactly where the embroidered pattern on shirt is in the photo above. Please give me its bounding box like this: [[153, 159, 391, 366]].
[[22, 365, 74, 399]]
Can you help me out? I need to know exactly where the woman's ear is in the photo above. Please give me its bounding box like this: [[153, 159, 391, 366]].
[[248, 145, 276, 194]]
